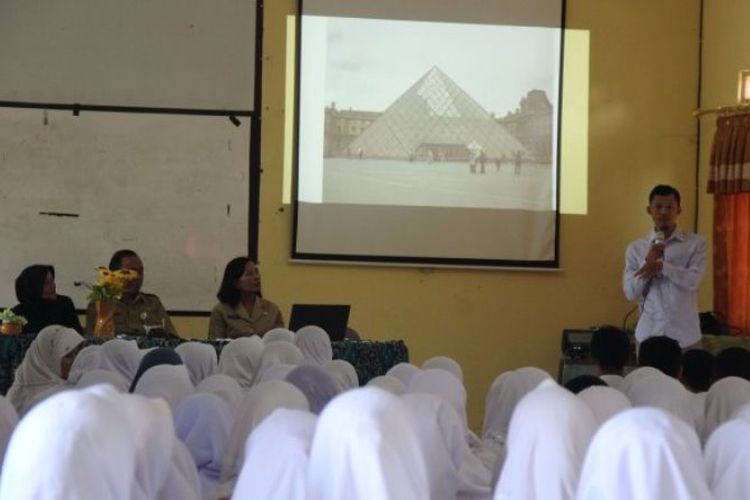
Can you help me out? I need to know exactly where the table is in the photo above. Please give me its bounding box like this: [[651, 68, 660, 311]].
[[0, 334, 409, 395]]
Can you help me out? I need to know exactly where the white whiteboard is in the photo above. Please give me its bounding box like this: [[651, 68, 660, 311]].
[[0, 0, 256, 111], [0, 107, 250, 311]]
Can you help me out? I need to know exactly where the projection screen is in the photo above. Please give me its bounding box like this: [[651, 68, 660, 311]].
[[294, 0, 564, 267]]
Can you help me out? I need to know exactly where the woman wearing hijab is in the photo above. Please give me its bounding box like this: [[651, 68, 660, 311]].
[[6, 325, 84, 414], [576, 408, 712, 500], [0, 385, 177, 500], [11, 264, 82, 333], [95, 338, 143, 381], [705, 416, 750, 499], [133, 364, 195, 411], [174, 393, 235, 500], [208, 257, 284, 339], [285, 365, 340, 414], [233, 408, 317, 500], [307, 387, 429, 500], [494, 380, 597, 500], [129, 347, 184, 392], [294, 325, 333, 366], [175, 342, 218, 385], [217, 335, 265, 389]]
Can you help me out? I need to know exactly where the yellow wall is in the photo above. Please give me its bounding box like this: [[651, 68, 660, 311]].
[[178, 0, 704, 430], [697, 0, 750, 308]]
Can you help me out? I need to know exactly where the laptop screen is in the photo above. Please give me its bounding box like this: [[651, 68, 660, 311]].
[[289, 304, 351, 341]]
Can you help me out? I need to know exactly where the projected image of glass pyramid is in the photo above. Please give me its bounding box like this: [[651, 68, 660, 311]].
[[348, 66, 529, 161]]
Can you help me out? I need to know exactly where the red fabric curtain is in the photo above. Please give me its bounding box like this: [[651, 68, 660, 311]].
[[710, 113, 750, 334]]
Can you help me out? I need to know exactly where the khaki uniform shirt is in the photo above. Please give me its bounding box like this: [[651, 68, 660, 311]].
[[85, 292, 179, 337], [208, 298, 283, 339]]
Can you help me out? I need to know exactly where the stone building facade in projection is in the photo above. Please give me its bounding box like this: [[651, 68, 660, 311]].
[[323, 66, 553, 165]]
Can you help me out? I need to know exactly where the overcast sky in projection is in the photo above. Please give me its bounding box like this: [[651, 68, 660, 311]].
[[323, 17, 560, 116]]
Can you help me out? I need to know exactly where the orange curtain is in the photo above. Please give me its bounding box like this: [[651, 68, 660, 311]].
[[709, 113, 750, 334]]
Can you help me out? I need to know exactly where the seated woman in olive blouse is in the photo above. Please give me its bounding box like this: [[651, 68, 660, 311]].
[[208, 257, 284, 339], [12, 265, 83, 334]]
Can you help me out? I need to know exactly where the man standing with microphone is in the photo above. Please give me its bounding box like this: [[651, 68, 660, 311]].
[[623, 185, 707, 349]]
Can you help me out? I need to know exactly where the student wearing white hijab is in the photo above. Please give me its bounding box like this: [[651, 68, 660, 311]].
[[367, 375, 407, 394], [295, 325, 333, 366], [0, 397, 18, 471], [195, 374, 246, 414], [307, 387, 430, 500], [402, 393, 492, 500], [577, 386, 632, 428], [263, 327, 296, 344], [233, 408, 317, 500], [255, 363, 296, 384], [253, 342, 304, 384], [494, 380, 597, 500], [408, 368, 469, 431], [221, 380, 310, 485], [0, 385, 176, 500], [703, 375, 750, 440], [387, 362, 420, 385], [704, 417, 750, 499], [285, 364, 341, 414], [6, 324, 84, 414], [624, 369, 697, 429], [175, 342, 219, 385], [422, 356, 464, 382], [76, 369, 131, 392], [218, 336, 265, 388], [95, 338, 143, 381], [325, 359, 360, 391], [174, 393, 235, 500], [576, 408, 712, 500], [133, 364, 195, 411], [65, 344, 102, 385]]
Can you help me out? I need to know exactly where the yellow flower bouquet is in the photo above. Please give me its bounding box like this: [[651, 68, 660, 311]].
[[86, 267, 139, 301]]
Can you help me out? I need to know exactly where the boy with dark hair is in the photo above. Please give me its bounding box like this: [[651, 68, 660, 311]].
[[715, 347, 750, 382], [681, 349, 714, 392], [590, 325, 631, 389], [638, 336, 682, 378]]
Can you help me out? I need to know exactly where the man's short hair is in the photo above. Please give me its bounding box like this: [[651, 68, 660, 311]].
[[109, 249, 139, 271], [715, 347, 750, 381], [649, 184, 681, 205], [564, 374, 607, 394], [681, 349, 715, 392], [590, 326, 631, 373], [638, 336, 682, 378]]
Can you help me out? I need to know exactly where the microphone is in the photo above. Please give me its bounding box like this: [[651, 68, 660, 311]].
[[653, 230, 665, 246]]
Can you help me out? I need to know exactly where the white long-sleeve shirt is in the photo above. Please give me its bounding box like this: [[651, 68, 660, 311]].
[[623, 228, 707, 347]]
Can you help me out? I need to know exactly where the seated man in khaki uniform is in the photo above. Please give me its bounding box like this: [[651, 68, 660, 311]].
[[85, 249, 179, 337]]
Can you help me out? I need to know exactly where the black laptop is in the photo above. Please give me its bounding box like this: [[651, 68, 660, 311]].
[[289, 304, 351, 341]]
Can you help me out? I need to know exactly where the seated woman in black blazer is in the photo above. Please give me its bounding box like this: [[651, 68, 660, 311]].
[[12, 265, 83, 334]]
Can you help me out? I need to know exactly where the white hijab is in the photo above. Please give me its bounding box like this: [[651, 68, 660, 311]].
[[6, 325, 83, 414], [0, 397, 18, 471], [408, 368, 469, 430], [704, 417, 750, 500], [95, 338, 142, 381], [218, 336, 264, 388], [253, 342, 304, 385], [263, 327, 296, 344], [294, 325, 333, 366], [174, 393, 234, 500], [624, 370, 697, 429], [66, 344, 102, 384], [422, 356, 464, 382], [325, 359, 359, 391], [0, 385, 175, 500], [367, 375, 407, 395], [576, 407, 712, 500], [133, 364, 195, 411], [402, 393, 492, 500], [175, 342, 218, 385], [76, 369, 130, 392], [222, 380, 310, 483], [307, 387, 429, 500], [387, 362, 421, 385], [195, 374, 246, 415], [233, 408, 317, 500], [494, 380, 596, 500], [577, 385, 632, 428], [482, 367, 552, 441], [158, 439, 201, 500], [703, 376, 750, 440]]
